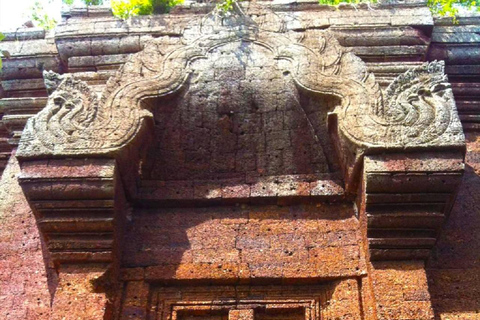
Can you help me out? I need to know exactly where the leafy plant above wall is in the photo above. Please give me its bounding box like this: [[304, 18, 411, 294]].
[[62, 0, 103, 5], [27, 0, 480, 29], [317, 0, 479, 17], [111, 0, 153, 19], [111, 0, 184, 19], [30, 0, 58, 30], [0, 32, 4, 71], [427, 0, 479, 17], [216, 0, 237, 13], [0, 32, 10, 72], [318, 0, 377, 5]]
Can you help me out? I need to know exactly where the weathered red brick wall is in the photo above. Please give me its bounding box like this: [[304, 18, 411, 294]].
[[51, 264, 112, 320], [122, 203, 366, 282], [6, 141, 480, 320], [141, 48, 339, 181], [0, 153, 53, 319], [1, 4, 479, 320], [370, 261, 434, 320], [426, 133, 480, 320], [0, 155, 113, 320], [364, 133, 480, 320]]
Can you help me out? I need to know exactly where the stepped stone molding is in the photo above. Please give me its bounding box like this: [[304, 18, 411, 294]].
[[17, 158, 123, 264], [363, 151, 465, 260]]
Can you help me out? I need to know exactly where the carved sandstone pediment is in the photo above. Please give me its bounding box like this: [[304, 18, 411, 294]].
[[16, 7, 464, 159], [15, 5, 466, 263]]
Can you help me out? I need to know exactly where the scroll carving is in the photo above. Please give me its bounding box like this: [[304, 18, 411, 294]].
[[17, 6, 465, 166]]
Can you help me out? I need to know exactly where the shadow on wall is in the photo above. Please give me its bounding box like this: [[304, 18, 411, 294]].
[[120, 202, 364, 319], [427, 164, 480, 320], [139, 46, 341, 181], [121, 202, 363, 283], [353, 164, 480, 320]]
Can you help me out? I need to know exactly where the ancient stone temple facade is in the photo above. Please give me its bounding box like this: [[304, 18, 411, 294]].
[[1, 1, 480, 319]]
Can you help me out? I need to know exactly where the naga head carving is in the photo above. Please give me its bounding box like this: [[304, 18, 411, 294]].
[[48, 76, 97, 127], [378, 61, 461, 146]]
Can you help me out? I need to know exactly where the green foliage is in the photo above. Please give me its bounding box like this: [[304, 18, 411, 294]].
[[62, 0, 103, 5], [216, 0, 237, 13], [111, 0, 183, 19], [150, 0, 184, 14], [318, 0, 376, 5], [427, 0, 479, 17], [318, 0, 479, 17], [84, 0, 104, 5], [0, 32, 4, 71], [111, 0, 152, 19], [30, 1, 58, 30]]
